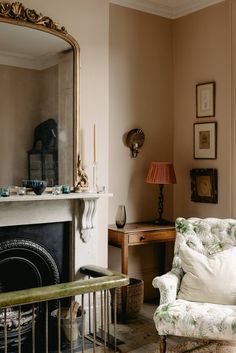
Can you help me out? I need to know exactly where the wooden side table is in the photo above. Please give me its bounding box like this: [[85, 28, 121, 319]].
[[108, 222, 176, 275], [108, 222, 176, 322]]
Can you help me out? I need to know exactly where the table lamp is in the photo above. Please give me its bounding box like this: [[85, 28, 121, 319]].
[[146, 162, 176, 225]]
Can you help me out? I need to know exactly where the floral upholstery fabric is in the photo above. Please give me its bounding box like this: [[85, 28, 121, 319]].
[[153, 217, 236, 340], [154, 299, 236, 340]]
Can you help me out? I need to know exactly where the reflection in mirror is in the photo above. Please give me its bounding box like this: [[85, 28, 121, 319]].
[[0, 20, 75, 187]]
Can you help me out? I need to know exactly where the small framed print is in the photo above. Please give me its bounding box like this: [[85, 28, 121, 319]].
[[196, 82, 215, 118], [194, 122, 217, 159], [190, 168, 218, 203]]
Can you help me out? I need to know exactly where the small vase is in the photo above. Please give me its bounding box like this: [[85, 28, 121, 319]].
[[115, 205, 126, 228]]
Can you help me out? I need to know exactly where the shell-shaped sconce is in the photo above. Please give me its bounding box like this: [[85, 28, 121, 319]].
[[126, 129, 145, 158]]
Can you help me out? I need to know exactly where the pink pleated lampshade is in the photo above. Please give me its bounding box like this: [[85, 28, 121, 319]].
[[146, 162, 177, 185]]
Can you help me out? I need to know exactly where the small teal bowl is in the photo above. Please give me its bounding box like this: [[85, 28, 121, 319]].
[[22, 180, 47, 195], [62, 185, 71, 194], [0, 187, 10, 197]]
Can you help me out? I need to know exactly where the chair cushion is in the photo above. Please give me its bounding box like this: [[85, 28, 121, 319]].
[[172, 217, 236, 281], [177, 243, 236, 305], [153, 299, 236, 340]]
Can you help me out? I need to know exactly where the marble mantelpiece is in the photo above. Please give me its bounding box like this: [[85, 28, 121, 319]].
[[0, 192, 111, 241]]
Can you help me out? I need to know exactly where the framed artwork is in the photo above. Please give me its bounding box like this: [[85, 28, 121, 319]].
[[193, 122, 217, 159], [190, 168, 218, 203], [196, 82, 215, 118]]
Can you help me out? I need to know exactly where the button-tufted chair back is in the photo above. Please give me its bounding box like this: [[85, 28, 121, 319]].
[[172, 217, 236, 279]]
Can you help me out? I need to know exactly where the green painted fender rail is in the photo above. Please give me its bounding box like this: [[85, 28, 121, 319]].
[[0, 266, 129, 308]]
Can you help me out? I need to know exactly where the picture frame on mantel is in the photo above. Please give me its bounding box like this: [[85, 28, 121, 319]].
[[196, 82, 215, 118], [190, 168, 218, 203], [193, 122, 217, 159]]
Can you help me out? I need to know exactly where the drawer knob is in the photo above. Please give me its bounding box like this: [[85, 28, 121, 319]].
[[140, 235, 145, 241]]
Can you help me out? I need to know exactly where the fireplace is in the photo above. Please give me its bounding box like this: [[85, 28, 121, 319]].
[[0, 193, 106, 352], [0, 222, 71, 351], [0, 193, 103, 297]]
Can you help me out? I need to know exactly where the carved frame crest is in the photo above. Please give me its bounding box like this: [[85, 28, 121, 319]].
[[0, 1, 67, 33]]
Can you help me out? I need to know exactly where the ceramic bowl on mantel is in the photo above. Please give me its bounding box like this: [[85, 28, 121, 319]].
[[22, 180, 48, 195]]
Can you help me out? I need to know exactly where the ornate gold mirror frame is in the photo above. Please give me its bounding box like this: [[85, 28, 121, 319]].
[[0, 1, 80, 186]]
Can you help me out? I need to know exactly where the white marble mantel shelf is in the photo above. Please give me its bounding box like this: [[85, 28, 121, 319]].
[[0, 192, 112, 243], [0, 192, 112, 202]]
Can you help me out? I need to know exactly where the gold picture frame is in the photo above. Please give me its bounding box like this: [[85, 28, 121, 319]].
[[196, 82, 215, 118], [193, 122, 217, 159], [190, 168, 218, 203]]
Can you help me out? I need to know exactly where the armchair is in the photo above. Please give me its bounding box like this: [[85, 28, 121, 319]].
[[153, 217, 236, 353]]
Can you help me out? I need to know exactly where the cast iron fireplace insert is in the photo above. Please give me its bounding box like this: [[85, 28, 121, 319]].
[[0, 222, 70, 352]]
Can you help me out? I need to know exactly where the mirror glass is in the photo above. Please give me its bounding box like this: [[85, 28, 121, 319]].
[[0, 20, 77, 187]]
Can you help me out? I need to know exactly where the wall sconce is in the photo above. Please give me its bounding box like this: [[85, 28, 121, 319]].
[[126, 129, 145, 158]]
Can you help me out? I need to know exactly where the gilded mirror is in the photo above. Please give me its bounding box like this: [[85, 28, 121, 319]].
[[0, 2, 79, 187]]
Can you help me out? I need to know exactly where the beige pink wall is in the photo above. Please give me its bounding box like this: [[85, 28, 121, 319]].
[[109, 1, 233, 225], [39, 65, 58, 122], [230, 0, 236, 217], [109, 4, 174, 225], [0, 65, 58, 186], [108, 1, 235, 298], [173, 1, 231, 218]]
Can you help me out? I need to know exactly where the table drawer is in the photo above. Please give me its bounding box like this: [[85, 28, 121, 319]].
[[129, 230, 175, 244]]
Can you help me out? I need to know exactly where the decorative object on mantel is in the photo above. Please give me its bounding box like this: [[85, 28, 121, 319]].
[[52, 185, 62, 195], [146, 162, 176, 225], [74, 155, 89, 192], [126, 129, 145, 158], [190, 168, 218, 203], [62, 185, 71, 194], [0, 187, 10, 197], [196, 81, 215, 118], [115, 205, 126, 229], [17, 186, 26, 196], [22, 179, 47, 195], [31, 180, 48, 195]]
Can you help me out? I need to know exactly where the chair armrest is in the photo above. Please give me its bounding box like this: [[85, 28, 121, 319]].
[[152, 271, 180, 305]]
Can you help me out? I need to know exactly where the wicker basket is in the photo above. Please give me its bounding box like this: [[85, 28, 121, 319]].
[[112, 278, 144, 321]]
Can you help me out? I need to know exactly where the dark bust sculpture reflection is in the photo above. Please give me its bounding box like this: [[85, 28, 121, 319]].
[[28, 118, 58, 186], [32, 118, 58, 151]]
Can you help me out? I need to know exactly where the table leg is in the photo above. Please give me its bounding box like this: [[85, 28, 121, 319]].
[[121, 235, 128, 322], [121, 235, 128, 275]]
